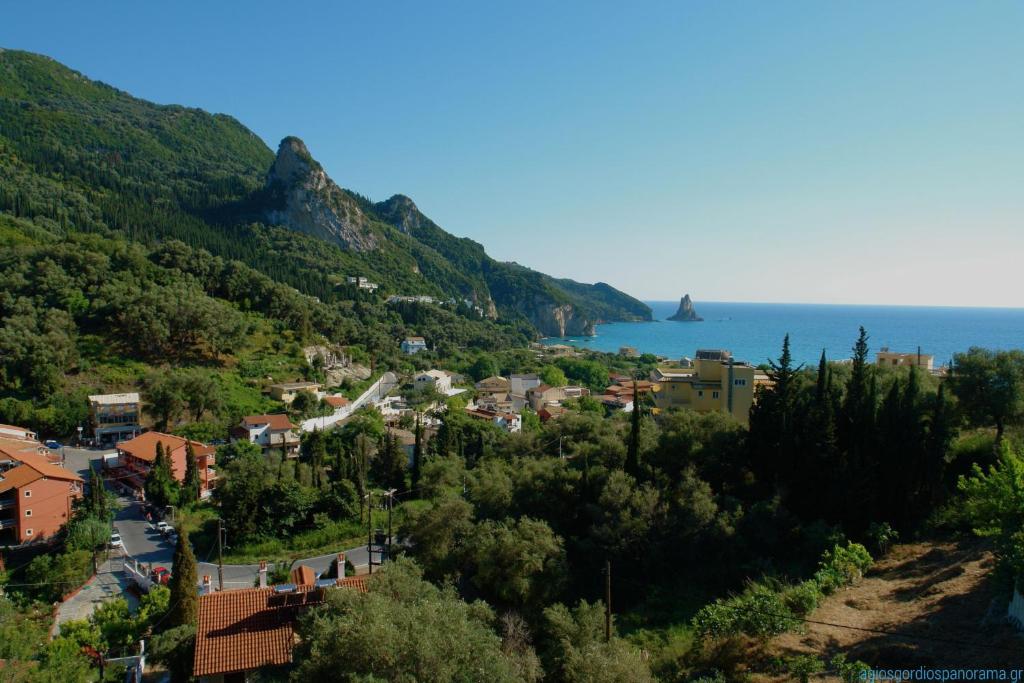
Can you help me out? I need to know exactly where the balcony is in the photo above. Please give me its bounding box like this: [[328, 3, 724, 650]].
[[0, 497, 15, 511], [0, 518, 16, 530]]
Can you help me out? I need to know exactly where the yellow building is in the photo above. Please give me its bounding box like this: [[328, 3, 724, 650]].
[[650, 350, 762, 425], [876, 348, 933, 371]]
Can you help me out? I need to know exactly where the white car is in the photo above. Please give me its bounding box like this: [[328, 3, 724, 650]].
[[156, 521, 172, 534], [109, 532, 123, 549]]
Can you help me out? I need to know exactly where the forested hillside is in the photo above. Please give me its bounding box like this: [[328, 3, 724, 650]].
[[0, 48, 650, 338]]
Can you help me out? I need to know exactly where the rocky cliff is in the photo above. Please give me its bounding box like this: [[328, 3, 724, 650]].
[[667, 294, 703, 321], [265, 137, 379, 251]]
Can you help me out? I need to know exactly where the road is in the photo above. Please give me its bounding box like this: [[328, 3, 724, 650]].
[[58, 447, 387, 589]]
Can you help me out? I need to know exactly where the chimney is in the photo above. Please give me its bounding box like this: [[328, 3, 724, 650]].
[[336, 553, 346, 579], [258, 560, 268, 588], [201, 575, 212, 595]]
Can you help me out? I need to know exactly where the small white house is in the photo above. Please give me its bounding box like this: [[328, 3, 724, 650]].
[[413, 370, 452, 395], [401, 337, 428, 354], [232, 414, 300, 457], [509, 374, 542, 396]]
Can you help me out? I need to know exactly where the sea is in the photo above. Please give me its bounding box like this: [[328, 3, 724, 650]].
[[541, 301, 1024, 368]]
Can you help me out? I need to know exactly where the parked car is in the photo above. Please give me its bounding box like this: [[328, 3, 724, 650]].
[[156, 521, 172, 535], [150, 566, 171, 585], [109, 532, 123, 549], [45, 440, 62, 449]]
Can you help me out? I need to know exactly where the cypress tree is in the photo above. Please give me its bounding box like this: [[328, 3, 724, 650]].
[[625, 380, 642, 475], [411, 415, 423, 490], [88, 463, 107, 520], [145, 441, 177, 509], [183, 441, 202, 505], [168, 529, 198, 627]]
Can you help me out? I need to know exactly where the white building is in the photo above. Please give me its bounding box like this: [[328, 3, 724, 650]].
[[401, 337, 428, 354], [413, 370, 452, 395], [509, 374, 541, 396], [231, 414, 300, 457]]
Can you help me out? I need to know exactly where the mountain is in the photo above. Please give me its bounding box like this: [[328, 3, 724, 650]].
[[0, 48, 651, 337]]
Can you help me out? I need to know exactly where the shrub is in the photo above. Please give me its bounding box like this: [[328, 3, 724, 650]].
[[782, 580, 822, 617], [692, 583, 799, 640], [814, 542, 872, 594]]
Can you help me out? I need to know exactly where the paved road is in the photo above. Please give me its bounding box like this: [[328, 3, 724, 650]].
[[197, 539, 388, 589], [54, 558, 137, 633]]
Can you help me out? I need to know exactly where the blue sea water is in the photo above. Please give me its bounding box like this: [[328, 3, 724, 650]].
[[543, 301, 1024, 367]]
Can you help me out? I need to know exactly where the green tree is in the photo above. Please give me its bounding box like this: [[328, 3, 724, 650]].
[[401, 497, 476, 582], [625, 381, 642, 476], [411, 414, 423, 490], [290, 389, 319, 419], [182, 441, 202, 505], [144, 371, 185, 432], [144, 441, 178, 509], [291, 558, 531, 683], [167, 529, 198, 628], [372, 430, 406, 490], [181, 369, 223, 422], [950, 347, 1024, 442], [540, 364, 568, 387], [541, 600, 654, 683], [468, 517, 568, 611], [958, 442, 1024, 581], [87, 462, 108, 520]]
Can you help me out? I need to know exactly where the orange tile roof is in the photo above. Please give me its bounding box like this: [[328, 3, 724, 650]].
[[193, 577, 369, 677], [242, 414, 296, 431], [323, 396, 349, 408], [117, 431, 214, 461], [0, 465, 43, 493], [5, 451, 82, 483]]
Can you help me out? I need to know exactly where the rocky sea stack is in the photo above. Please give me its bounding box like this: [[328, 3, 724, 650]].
[[667, 294, 703, 321]]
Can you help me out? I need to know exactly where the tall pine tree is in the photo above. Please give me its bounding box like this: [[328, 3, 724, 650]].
[[411, 415, 423, 490], [145, 441, 178, 509], [625, 380, 642, 475], [88, 463, 108, 520]]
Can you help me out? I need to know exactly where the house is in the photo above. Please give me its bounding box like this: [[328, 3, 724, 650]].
[[476, 393, 516, 414], [602, 380, 657, 409], [563, 386, 591, 399], [88, 393, 142, 446], [0, 448, 82, 544], [232, 415, 300, 457], [877, 347, 934, 371], [346, 276, 379, 292], [0, 424, 37, 442], [193, 557, 368, 682], [114, 432, 217, 497], [538, 404, 568, 422], [323, 395, 350, 412], [544, 344, 577, 358], [413, 370, 452, 395], [650, 349, 758, 425], [268, 381, 323, 404], [474, 375, 510, 399], [465, 407, 521, 433], [400, 337, 428, 355], [526, 384, 568, 411], [509, 374, 541, 396], [619, 346, 639, 358]]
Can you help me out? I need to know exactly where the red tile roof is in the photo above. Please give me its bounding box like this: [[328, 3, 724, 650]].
[[6, 451, 83, 482], [242, 414, 296, 431], [193, 577, 369, 677], [116, 432, 214, 462], [323, 396, 350, 408], [290, 565, 316, 586]]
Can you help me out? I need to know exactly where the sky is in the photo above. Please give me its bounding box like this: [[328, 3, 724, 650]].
[[3, 1, 1022, 307]]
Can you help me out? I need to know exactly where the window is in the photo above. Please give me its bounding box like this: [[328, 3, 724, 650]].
[[734, 378, 747, 386], [24, 509, 32, 517], [712, 391, 720, 399], [25, 529, 32, 536], [697, 390, 704, 398], [24, 490, 31, 498]]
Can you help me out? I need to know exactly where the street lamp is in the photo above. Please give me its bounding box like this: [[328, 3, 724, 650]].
[[76, 425, 83, 447]]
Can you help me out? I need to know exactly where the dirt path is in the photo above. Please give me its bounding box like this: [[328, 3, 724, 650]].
[[767, 539, 1024, 673]]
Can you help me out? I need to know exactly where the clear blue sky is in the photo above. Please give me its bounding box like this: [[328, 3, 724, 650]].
[[3, 1, 1022, 306]]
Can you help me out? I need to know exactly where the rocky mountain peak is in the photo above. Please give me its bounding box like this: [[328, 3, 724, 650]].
[[376, 194, 430, 234], [667, 293, 703, 322], [264, 136, 377, 252]]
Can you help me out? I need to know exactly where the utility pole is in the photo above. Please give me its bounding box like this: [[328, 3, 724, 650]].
[[366, 491, 374, 574], [604, 559, 612, 643], [217, 518, 225, 591]]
